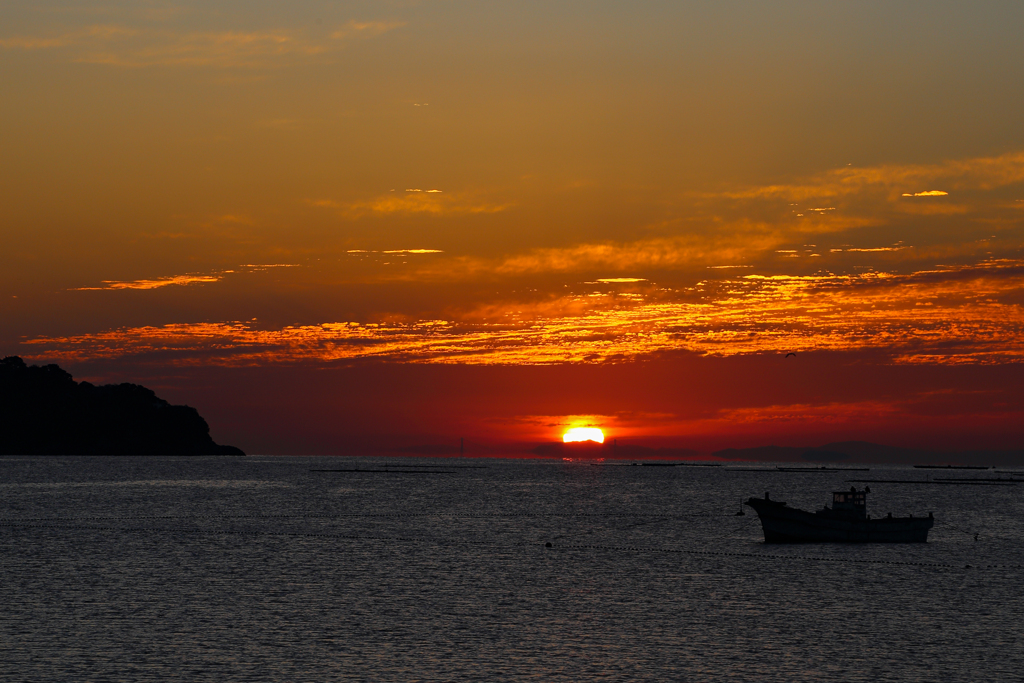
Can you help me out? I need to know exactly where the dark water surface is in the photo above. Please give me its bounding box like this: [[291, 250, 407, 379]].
[[2, 456, 1022, 681]]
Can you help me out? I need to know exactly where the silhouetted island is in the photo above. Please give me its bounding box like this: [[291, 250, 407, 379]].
[[1, 356, 244, 456], [713, 440, 1024, 466]]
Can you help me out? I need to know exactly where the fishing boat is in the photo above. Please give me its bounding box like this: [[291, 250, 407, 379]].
[[745, 486, 933, 543]]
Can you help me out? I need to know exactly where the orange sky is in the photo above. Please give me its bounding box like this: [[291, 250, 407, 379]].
[[3, 1, 1024, 455]]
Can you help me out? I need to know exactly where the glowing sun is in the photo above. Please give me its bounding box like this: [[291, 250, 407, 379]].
[[563, 427, 605, 443]]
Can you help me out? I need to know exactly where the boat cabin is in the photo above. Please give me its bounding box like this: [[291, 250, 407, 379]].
[[831, 486, 869, 518]]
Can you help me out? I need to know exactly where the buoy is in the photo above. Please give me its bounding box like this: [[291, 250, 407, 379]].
[[545, 542, 552, 548]]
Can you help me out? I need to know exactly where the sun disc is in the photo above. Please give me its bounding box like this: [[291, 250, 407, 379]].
[[563, 427, 605, 443]]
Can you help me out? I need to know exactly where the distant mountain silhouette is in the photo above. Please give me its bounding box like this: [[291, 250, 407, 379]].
[[713, 440, 1024, 466], [1, 356, 243, 455]]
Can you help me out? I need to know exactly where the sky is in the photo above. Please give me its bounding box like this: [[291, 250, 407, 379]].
[[2, 1, 1024, 456]]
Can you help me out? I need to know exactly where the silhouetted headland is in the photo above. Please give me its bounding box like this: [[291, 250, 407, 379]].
[[1, 356, 243, 455]]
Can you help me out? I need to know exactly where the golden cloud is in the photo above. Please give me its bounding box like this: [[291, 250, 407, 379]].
[[724, 151, 1024, 202], [330, 20, 405, 40], [1, 20, 401, 68], [68, 263, 300, 290], [330, 192, 513, 217], [71, 274, 222, 291], [894, 202, 969, 215], [79, 30, 321, 68], [240, 264, 300, 270], [0, 25, 139, 50], [490, 236, 755, 276], [718, 400, 902, 425], [484, 217, 872, 277], [0, 35, 75, 49], [31, 260, 1024, 367]]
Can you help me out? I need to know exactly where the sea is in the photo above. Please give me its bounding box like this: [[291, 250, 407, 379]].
[[1, 455, 1022, 682]]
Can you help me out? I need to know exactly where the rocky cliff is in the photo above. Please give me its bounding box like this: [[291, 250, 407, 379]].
[[0, 356, 244, 455]]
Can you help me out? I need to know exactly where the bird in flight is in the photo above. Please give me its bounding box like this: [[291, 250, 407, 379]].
[[785, 352, 796, 358]]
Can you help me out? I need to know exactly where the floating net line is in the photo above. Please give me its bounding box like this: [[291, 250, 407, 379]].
[[2, 521, 1017, 571]]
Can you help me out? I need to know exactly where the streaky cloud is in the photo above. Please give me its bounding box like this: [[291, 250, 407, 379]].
[[71, 274, 222, 291], [330, 20, 405, 40], [34, 259, 1024, 367], [335, 191, 512, 216], [1, 19, 402, 68], [723, 151, 1024, 201]]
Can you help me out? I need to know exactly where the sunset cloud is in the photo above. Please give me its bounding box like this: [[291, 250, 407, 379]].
[[0, 20, 402, 68], [718, 400, 903, 425], [330, 21, 405, 40], [332, 192, 513, 217], [5, 2, 1024, 458], [724, 151, 1024, 202], [240, 263, 300, 269], [71, 274, 223, 291], [487, 233, 773, 276], [68, 264, 299, 290], [0, 25, 139, 50], [32, 260, 1024, 367], [79, 30, 321, 68], [0, 35, 79, 50], [469, 217, 874, 277]]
